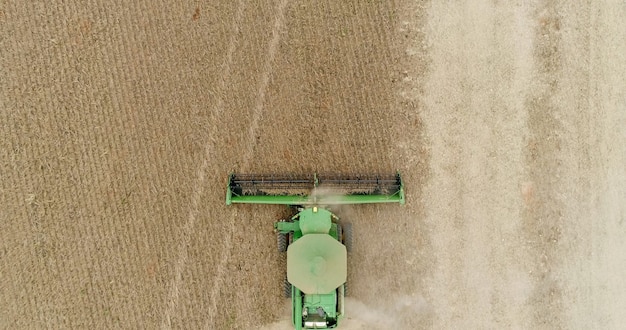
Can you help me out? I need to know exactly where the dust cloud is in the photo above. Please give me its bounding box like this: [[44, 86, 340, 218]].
[[257, 295, 428, 330]]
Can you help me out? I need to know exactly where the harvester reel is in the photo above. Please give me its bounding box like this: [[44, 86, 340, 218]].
[[227, 173, 405, 206]]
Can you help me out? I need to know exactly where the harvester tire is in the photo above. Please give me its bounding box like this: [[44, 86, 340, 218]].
[[336, 224, 343, 243], [343, 282, 349, 297], [283, 277, 291, 298], [277, 233, 287, 253], [343, 223, 353, 252]]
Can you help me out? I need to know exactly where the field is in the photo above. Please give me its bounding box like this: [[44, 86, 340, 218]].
[[1, 0, 625, 328]]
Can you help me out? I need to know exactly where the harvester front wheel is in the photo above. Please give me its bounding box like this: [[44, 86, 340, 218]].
[[277, 233, 288, 253], [342, 223, 353, 252]]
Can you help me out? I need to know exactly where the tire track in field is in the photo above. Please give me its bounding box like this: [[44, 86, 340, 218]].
[[204, 0, 289, 326], [160, 1, 246, 328], [522, 1, 566, 327], [241, 0, 289, 164]]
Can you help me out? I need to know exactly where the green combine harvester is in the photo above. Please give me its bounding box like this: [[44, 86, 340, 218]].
[[226, 173, 404, 329]]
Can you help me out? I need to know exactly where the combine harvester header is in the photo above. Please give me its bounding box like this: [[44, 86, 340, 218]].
[[226, 173, 405, 206]]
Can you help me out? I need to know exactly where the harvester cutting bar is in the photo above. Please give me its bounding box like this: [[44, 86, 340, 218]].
[[229, 174, 316, 190], [226, 173, 405, 205], [317, 174, 401, 194]]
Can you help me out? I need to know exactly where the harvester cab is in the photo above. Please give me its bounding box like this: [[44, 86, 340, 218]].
[[226, 173, 404, 329]]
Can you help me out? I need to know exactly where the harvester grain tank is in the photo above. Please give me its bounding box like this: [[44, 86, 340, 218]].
[[226, 173, 404, 329]]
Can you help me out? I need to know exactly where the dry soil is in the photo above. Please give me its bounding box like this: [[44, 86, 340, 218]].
[[1, 0, 625, 329]]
